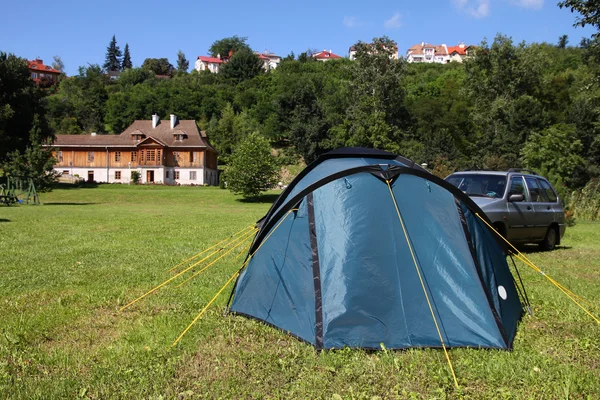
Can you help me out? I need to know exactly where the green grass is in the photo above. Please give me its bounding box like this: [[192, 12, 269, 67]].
[[1, 184, 599, 399]]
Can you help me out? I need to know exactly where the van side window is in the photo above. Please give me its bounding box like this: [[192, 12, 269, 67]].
[[525, 177, 549, 202], [509, 176, 527, 200], [539, 179, 558, 202]]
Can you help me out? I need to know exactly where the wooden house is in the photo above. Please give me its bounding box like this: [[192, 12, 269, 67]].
[[50, 114, 219, 185]]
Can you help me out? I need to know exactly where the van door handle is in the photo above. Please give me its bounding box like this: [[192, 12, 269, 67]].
[[527, 206, 532, 210]]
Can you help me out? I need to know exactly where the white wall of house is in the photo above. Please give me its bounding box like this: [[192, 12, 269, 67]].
[[54, 166, 219, 185]]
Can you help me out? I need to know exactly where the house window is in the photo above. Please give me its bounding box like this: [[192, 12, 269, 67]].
[[57, 151, 63, 162], [131, 151, 137, 162], [173, 151, 180, 160], [146, 150, 155, 162], [175, 171, 180, 179], [157, 150, 162, 161], [31, 72, 38, 79], [62, 170, 69, 175], [166, 171, 170, 179], [190, 171, 196, 180], [88, 152, 94, 162], [115, 151, 121, 162], [115, 171, 121, 180]]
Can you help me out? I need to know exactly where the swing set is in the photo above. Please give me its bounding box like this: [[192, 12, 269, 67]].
[[0, 176, 39, 206]]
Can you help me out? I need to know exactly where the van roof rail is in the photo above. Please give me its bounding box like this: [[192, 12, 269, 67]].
[[508, 168, 537, 175]]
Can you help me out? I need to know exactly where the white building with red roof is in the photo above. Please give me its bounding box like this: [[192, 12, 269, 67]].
[[406, 42, 473, 64], [194, 56, 224, 73], [255, 51, 282, 70], [27, 59, 61, 85], [312, 50, 342, 61]]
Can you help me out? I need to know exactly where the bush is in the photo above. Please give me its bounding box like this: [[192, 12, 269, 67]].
[[225, 132, 279, 199], [130, 171, 141, 184], [570, 179, 600, 221]]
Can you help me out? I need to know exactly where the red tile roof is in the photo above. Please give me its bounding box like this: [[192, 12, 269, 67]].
[[312, 50, 342, 60], [197, 56, 223, 64], [28, 59, 60, 74], [447, 45, 468, 55]]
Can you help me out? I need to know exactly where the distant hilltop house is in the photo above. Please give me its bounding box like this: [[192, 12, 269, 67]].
[[312, 50, 342, 61], [28, 59, 61, 85], [48, 114, 219, 185], [195, 56, 224, 73], [255, 51, 282, 71], [348, 44, 399, 61], [195, 50, 281, 73], [406, 42, 473, 64]]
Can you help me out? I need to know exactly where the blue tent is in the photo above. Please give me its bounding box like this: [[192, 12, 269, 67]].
[[228, 148, 523, 350]]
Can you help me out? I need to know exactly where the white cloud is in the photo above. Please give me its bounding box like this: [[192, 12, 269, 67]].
[[384, 12, 403, 29], [511, 0, 543, 9], [343, 16, 359, 28], [453, 0, 490, 18]]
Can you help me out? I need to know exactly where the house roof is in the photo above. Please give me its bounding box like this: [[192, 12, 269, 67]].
[[197, 56, 223, 64], [406, 43, 448, 56], [28, 59, 60, 74], [52, 119, 216, 150], [447, 45, 468, 55], [312, 50, 342, 60]]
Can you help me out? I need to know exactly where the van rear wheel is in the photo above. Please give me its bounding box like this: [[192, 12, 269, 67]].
[[539, 226, 557, 251]]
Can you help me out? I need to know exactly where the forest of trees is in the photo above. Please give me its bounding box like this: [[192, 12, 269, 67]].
[[36, 34, 599, 194]]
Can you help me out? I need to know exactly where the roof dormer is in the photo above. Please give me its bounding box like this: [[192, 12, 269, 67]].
[[130, 129, 146, 141], [173, 130, 187, 141]]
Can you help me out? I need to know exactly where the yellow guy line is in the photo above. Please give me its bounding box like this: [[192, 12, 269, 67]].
[[236, 241, 252, 259], [176, 230, 257, 288], [119, 228, 256, 311], [171, 269, 241, 347], [475, 213, 600, 325], [171, 208, 298, 347], [387, 180, 460, 389], [168, 225, 254, 272]]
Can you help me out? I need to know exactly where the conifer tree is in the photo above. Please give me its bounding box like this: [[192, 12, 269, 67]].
[[103, 35, 122, 72], [122, 43, 132, 69], [176, 50, 189, 73]]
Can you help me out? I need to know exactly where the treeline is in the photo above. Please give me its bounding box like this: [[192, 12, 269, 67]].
[[43, 35, 600, 193]]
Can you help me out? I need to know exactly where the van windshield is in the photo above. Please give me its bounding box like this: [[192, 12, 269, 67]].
[[446, 174, 507, 199]]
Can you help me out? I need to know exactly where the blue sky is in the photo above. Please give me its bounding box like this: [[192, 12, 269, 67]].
[[1, 0, 595, 75]]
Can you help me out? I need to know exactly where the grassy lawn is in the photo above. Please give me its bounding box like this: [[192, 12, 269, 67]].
[[1, 184, 599, 399]]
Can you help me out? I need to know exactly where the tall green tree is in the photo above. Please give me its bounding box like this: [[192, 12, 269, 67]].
[[559, 0, 600, 37], [522, 123, 585, 186], [0, 52, 52, 162], [558, 34, 569, 48], [221, 49, 263, 83], [2, 116, 58, 191], [122, 43, 132, 69], [209, 36, 251, 58], [225, 132, 278, 199], [340, 37, 408, 153], [176, 50, 189, 74], [103, 35, 122, 72], [141, 58, 174, 76], [52, 56, 65, 74]]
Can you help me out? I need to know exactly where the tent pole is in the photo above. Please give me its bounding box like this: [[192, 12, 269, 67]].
[[386, 180, 460, 389]]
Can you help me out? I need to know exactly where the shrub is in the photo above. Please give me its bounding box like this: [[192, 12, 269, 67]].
[[570, 179, 600, 221], [130, 171, 141, 184]]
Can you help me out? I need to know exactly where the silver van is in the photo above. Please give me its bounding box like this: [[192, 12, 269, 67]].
[[446, 170, 566, 250]]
